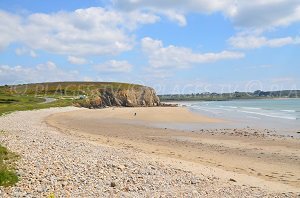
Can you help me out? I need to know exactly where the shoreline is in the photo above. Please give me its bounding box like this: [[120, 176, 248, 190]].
[[160, 97, 300, 103], [46, 107, 300, 193], [170, 100, 300, 138], [0, 107, 299, 196]]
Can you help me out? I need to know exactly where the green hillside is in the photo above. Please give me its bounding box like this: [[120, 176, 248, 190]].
[[0, 82, 143, 115]]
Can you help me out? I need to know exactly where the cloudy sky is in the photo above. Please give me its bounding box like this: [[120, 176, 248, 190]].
[[0, 0, 299, 94]]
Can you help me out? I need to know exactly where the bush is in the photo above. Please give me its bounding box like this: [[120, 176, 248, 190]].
[[0, 145, 19, 187], [0, 169, 18, 187]]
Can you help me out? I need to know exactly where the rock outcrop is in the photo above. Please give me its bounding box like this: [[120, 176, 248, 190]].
[[76, 86, 160, 108]]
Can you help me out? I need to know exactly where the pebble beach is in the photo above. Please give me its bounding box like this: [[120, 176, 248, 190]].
[[0, 107, 298, 197]]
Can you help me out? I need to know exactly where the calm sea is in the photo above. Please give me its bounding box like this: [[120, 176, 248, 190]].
[[173, 99, 300, 136]]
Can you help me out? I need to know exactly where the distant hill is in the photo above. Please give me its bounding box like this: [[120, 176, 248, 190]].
[[159, 90, 300, 101]]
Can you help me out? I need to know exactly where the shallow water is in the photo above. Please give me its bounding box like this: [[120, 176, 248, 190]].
[[166, 99, 300, 137]]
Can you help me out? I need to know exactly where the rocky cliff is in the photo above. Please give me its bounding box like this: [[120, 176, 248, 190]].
[[76, 86, 160, 108]]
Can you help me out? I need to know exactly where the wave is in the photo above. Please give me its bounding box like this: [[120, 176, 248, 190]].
[[191, 108, 218, 114], [280, 110, 296, 113], [187, 101, 300, 120], [237, 110, 297, 120], [246, 116, 261, 120], [193, 107, 232, 112], [219, 105, 238, 109], [241, 107, 262, 110]]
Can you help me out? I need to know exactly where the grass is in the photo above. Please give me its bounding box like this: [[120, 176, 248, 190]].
[[0, 95, 73, 116], [0, 82, 146, 187], [0, 82, 144, 116], [3, 81, 143, 96], [0, 144, 19, 187], [48, 192, 55, 198]]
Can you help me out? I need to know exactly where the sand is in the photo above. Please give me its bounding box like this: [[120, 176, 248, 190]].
[[46, 107, 300, 194], [53, 106, 224, 123], [2, 107, 292, 197]]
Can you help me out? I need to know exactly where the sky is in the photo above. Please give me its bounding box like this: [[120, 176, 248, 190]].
[[0, 0, 299, 94]]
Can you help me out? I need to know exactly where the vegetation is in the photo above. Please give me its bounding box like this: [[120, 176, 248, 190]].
[[0, 82, 145, 188], [0, 94, 73, 116], [48, 192, 56, 198], [159, 90, 300, 101], [0, 143, 19, 187], [3, 82, 143, 96], [0, 82, 143, 116]]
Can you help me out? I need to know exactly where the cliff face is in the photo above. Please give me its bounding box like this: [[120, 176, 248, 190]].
[[77, 86, 160, 108]]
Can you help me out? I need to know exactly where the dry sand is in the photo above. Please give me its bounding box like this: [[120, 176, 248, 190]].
[[46, 107, 300, 194], [53, 106, 224, 123], [2, 107, 293, 197]]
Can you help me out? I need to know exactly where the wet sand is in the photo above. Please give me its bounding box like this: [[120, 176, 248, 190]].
[[46, 107, 300, 193]]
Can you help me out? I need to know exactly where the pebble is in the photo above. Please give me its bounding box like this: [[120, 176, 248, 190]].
[[0, 107, 294, 197], [229, 178, 237, 182], [110, 182, 116, 188]]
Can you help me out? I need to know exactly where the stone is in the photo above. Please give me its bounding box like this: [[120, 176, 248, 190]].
[[78, 86, 160, 108], [0, 107, 293, 197], [229, 178, 237, 182], [110, 182, 116, 188]]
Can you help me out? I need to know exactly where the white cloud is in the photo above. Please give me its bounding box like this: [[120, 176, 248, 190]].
[[124, 10, 160, 30], [15, 47, 37, 58], [112, 0, 300, 29], [112, 0, 233, 14], [228, 35, 300, 49], [67, 56, 88, 65], [0, 62, 79, 84], [0, 8, 159, 56], [162, 10, 186, 26], [112, 0, 233, 26], [141, 37, 244, 69], [228, 0, 300, 29], [94, 60, 132, 73], [0, 11, 21, 51]]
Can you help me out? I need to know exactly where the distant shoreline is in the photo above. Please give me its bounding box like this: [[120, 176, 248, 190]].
[[159, 90, 300, 102], [160, 97, 300, 102]]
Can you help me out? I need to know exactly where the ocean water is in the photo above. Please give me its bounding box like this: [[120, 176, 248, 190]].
[[173, 99, 300, 136], [183, 99, 300, 120]]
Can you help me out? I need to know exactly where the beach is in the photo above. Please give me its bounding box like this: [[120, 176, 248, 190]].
[[0, 107, 299, 197], [1, 0, 299, 196]]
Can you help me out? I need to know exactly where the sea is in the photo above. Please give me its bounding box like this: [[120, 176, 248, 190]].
[[167, 99, 300, 137]]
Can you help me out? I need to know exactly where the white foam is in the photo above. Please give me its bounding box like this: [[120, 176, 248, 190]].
[[219, 105, 238, 109], [238, 110, 297, 120], [241, 107, 262, 110], [247, 116, 261, 120], [281, 110, 296, 113], [190, 107, 222, 114]]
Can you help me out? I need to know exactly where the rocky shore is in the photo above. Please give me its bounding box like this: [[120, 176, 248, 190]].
[[76, 86, 161, 109], [0, 108, 297, 197]]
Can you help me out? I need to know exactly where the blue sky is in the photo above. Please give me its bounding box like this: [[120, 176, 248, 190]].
[[0, 0, 299, 94]]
